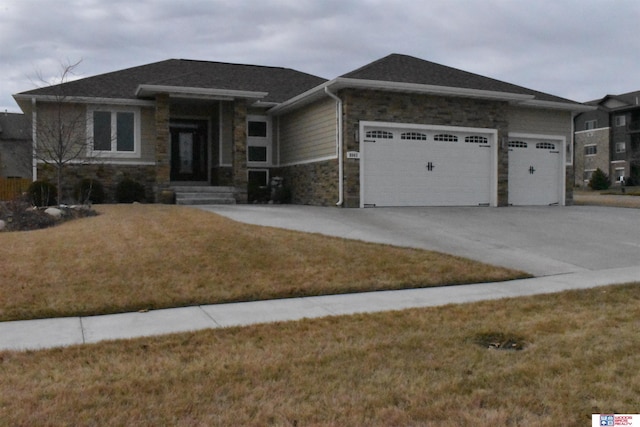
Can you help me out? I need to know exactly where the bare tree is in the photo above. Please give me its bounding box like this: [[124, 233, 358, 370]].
[[32, 59, 96, 204]]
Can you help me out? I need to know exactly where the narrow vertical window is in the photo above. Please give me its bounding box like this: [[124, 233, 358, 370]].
[[116, 112, 134, 152], [93, 111, 111, 151]]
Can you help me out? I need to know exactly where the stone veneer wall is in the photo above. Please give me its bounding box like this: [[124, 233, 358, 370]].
[[37, 163, 157, 203], [232, 100, 248, 203], [574, 129, 610, 188], [341, 89, 511, 207], [279, 159, 339, 206]]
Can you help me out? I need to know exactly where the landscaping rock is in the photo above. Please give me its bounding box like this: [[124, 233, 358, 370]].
[[45, 207, 63, 218]]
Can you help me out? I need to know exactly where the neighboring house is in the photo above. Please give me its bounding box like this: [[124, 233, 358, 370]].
[[0, 112, 32, 179], [13, 53, 590, 207], [574, 90, 640, 187]]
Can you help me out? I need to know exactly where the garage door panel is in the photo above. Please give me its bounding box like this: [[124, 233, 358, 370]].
[[508, 139, 561, 206], [362, 125, 494, 207]]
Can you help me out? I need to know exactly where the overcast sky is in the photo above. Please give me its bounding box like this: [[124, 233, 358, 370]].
[[2, 0, 639, 113]]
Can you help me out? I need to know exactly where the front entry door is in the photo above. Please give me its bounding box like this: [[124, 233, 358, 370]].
[[170, 120, 208, 181]]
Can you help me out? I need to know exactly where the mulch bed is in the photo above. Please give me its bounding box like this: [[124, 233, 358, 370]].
[[0, 200, 97, 232]]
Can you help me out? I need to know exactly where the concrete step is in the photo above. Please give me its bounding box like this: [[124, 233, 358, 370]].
[[172, 186, 236, 205]]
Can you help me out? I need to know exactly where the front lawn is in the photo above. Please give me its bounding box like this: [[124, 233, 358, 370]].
[[0, 204, 527, 321], [1, 284, 637, 426]]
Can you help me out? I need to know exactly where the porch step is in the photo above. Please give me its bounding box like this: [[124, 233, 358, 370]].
[[172, 186, 236, 205]]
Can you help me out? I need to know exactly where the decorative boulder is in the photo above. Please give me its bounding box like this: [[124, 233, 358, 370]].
[[44, 207, 63, 219]]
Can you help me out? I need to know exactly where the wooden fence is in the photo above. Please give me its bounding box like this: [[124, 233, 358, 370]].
[[0, 178, 32, 201]]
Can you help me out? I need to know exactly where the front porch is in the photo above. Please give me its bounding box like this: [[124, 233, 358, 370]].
[[152, 94, 252, 204]]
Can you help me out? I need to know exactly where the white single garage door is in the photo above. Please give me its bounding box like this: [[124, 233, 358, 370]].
[[361, 122, 497, 207], [508, 136, 563, 205]]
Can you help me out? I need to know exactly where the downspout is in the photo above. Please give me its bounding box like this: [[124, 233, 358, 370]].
[[31, 97, 37, 181], [324, 86, 343, 206]]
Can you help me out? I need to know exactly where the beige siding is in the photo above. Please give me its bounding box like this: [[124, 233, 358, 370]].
[[508, 107, 572, 140], [279, 98, 337, 165]]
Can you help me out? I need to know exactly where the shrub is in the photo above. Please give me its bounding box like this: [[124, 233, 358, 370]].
[[116, 178, 146, 203], [589, 168, 610, 190], [28, 181, 57, 207], [74, 178, 105, 204]]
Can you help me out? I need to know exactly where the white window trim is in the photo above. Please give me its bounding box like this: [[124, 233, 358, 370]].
[[615, 115, 626, 127], [615, 142, 626, 153], [87, 105, 141, 158], [584, 144, 597, 156], [247, 115, 272, 166]]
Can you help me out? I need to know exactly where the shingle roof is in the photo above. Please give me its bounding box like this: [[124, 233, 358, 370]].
[[17, 59, 328, 104], [341, 53, 579, 104]]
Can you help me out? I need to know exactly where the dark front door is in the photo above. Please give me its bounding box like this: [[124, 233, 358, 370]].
[[170, 120, 208, 181]]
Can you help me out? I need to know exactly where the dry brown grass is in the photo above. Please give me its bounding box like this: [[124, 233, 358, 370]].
[[574, 189, 640, 208], [1, 284, 638, 426], [0, 204, 526, 321]]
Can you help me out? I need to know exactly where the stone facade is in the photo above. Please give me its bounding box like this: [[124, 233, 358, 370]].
[[154, 94, 171, 198], [37, 163, 156, 203], [340, 89, 511, 207], [574, 128, 610, 187], [232, 100, 248, 203], [279, 159, 339, 206]]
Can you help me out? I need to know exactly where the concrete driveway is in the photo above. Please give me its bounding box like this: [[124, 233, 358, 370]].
[[198, 205, 640, 277]]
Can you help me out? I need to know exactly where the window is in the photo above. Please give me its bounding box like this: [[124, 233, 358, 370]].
[[615, 115, 626, 127], [248, 121, 267, 137], [247, 116, 271, 165], [465, 135, 488, 144], [585, 145, 597, 156], [614, 168, 625, 182], [401, 132, 427, 140], [90, 108, 139, 156], [248, 146, 267, 162], [584, 170, 595, 181], [536, 142, 556, 150], [433, 134, 458, 142], [616, 142, 626, 153], [508, 141, 528, 148], [585, 120, 597, 130], [365, 130, 394, 139]]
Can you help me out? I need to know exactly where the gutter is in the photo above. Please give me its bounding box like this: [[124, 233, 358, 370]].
[[324, 86, 343, 206]]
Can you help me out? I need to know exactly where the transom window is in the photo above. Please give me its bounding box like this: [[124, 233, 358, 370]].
[[536, 142, 556, 150], [366, 130, 394, 139], [585, 145, 597, 156], [433, 134, 458, 142], [465, 135, 488, 144], [89, 108, 140, 156], [508, 141, 528, 148], [401, 132, 427, 140]]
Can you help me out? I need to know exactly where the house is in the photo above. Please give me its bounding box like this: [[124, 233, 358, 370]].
[[13, 53, 590, 206], [574, 91, 640, 187], [0, 112, 32, 179]]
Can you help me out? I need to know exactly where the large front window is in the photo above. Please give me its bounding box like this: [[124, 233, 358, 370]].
[[89, 107, 140, 156]]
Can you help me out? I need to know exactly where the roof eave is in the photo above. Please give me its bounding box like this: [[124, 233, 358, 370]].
[[13, 94, 156, 110], [136, 84, 268, 101], [269, 77, 537, 115], [518, 99, 596, 112]]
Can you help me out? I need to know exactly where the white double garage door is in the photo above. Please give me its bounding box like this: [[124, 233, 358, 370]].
[[360, 122, 564, 207]]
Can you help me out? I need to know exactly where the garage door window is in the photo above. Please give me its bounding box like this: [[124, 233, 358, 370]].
[[433, 134, 458, 142], [536, 142, 556, 150], [366, 130, 393, 139], [509, 141, 528, 148], [465, 136, 488, 144], [401, 132, 427, 140]]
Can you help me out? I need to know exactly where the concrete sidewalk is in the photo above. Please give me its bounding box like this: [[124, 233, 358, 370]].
[[2, 266, 639, 352]]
